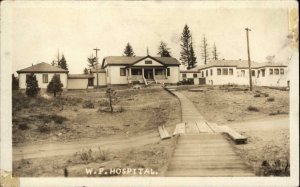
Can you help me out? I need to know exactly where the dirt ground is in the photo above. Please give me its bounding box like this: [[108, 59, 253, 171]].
[[12, 86, 180, 145], [180, 85, 290, 176], [13, 85, 290, 177], [181, 86, 289, 125], [12, 86, 180, 177]]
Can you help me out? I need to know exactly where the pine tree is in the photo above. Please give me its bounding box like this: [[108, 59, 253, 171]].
[[180, 25, 192, 67], [189, 38, 197, 69], [51, 60, 56, 66], [83, 68, 89, 75], [87, 54, 97, 68], [12, 74, 19, 90], [123, 42, 135, 57], [26, 73, 40, 97], [47, 74, 63, 97], [212, 43, 219, 61], [157, 41, 171, 57], [59, 54, 68, 70], [200, 35, 209, 64]]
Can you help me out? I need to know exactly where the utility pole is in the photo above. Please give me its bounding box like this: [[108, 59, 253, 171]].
[[57, 49, 60, 67], [93, 48, 100, 88], [245, 28, 253, 91]]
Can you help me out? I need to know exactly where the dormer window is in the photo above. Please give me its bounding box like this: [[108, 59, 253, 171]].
[[145, 60, 152, 64]]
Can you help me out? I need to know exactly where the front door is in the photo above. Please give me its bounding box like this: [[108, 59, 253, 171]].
[[144, 69, 154, 79]]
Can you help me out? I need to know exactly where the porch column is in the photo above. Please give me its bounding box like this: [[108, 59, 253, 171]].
[[153, 68, 155, 78], [142, 68, 144, 78], [165, 68, 167, 79], [129, 67, 131, 79]]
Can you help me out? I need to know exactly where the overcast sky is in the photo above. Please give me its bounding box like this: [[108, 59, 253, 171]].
[[10, 1, 291, 74]]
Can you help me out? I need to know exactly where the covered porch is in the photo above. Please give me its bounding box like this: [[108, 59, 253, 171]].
[[127, 67, 168, 84]]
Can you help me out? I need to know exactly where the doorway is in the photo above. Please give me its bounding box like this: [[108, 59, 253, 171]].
[[144, 69, 154, 79]]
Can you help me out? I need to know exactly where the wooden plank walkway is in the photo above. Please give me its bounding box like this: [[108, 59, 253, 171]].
[[165, 90, 253, 176], [166, 134, 254, 177]]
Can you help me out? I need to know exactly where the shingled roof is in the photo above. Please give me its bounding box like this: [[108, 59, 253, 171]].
[[197, 60, 287, 70], [102, 56, 180, 67], [17, 62, 68, 73]]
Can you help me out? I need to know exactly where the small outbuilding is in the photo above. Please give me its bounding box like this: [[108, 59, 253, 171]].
[[67, 74, 94, 90]]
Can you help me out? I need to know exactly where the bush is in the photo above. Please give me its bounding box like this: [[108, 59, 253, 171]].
[[36, 114, 67, 124], [82, 100, 94, 108], [72, 147, 110, 164], [38, 124, 50, 133], [179, 79, 194, 85], [267, 97, 275, 102], [247, 105, 259, 112], [254, 94, 261, 97], [26, 73, 40, 97], [18, 123, 29, 130]]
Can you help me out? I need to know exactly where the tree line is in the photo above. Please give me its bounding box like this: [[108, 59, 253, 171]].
[[109, 24, 220, 70]]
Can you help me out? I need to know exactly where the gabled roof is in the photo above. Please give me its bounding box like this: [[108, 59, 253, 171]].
[[101, 55, 180, 67], [17, 62, 68, 73], [68, 74, 94, 79], [197, 60, 287, 70]]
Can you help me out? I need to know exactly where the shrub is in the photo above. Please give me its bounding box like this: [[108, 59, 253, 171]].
[[12, 74, 19, 90], [26, 73, 40, 97], [247, 105, 259, 112], [38, 124, 50, 133], [72, 147, 110, 164], [82, 100, 94, 108], [254, 94, 261, 97], [47, 74, 63, 97], [262, 93, 269, 97], [267, 97, 275, 102], [18, 123, 29, 130], [36, 114, 67, 124]]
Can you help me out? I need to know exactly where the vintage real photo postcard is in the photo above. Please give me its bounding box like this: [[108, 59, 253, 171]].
[[1, 1, 299, 187]]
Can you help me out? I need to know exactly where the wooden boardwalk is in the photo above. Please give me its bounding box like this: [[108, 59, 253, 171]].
[[165, 90, 254, 177]]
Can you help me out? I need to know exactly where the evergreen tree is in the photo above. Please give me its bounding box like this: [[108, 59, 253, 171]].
[[212, 43, 219, 61], [51, 60, 56, 66], [180, 25, 192, 67], [12, 74, 19, 90], [123, 42, 135, 57], [189, 38, 197, 69], [47, 74, 63, 97], [83, 68, 89, 75], [200, 35, 209, 64], [59, 54, 68, 70], [87, 54, 97, 68], [157, 41, 172, 57], [26, 73, 40, 97]]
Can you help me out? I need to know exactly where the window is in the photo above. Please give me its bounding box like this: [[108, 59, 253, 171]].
[[193, 74, 197, 78], [261, 69, 265, 77], [217, 68, 221, 75], [257, 70, 260, 78], [145, 60, 152, 64], [42, 74, 48, 83], [251, 70, 255, 76], [202, 71, 204, 77], [210, 69, 213, 76], [222, 68, 228, 75], [131, 69, 142, 75], [26, 74, 30, 82], [182, 73, 187, 78], [120, 68, 126, 76], [155, 69, 164, 75], [269, 69, 273, 75], [274, 69, 279, 75], [167, 68, 170, 76], [241, 70, 245, 77], [206, 70, 208, 77], [280, 68, 284, 75], [229, 69, 233, 75]]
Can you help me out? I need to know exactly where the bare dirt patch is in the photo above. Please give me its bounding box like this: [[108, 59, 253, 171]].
[[180, 86, 289, 124]]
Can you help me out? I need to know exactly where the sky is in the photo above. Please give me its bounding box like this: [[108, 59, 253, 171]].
[[9, 1, 292, 74]]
